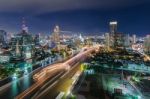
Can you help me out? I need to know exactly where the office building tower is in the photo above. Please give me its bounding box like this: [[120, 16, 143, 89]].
[[109, 21, 117, 47], [52, 25, 60, 43], [144, 35, 150, 54], [132, 34, 137, 44], [115, 33, 125, 47], [34, 33, 40, 45], [124, 34, 130, 48], [10, 19, 34, 59], [105, 33, 110, 50], [0, 30, 7, 46]]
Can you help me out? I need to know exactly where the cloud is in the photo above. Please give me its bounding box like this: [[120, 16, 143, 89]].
[[0, 0, 149, 14]]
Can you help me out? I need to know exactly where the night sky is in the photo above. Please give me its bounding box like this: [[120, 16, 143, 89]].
[[0, 0, 150, 36]]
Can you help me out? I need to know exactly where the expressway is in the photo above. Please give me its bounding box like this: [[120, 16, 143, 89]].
[[0, 59, 65, 99], [32, 62, 81, 99], [0, 49, 79, 99], [16, 63, 66, 98], [15, 46, 99, 99]]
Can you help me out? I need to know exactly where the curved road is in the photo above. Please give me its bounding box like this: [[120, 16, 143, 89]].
[[15, 46, 99, 99]]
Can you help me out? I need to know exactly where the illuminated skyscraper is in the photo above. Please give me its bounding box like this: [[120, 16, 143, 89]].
[[52, 25, 60, 43], [34, 33, 40, 46], [124, 34, 130, 48], [79, 34, 84, 42], [144, 35, 150, 54], [109, 21, 125, 48], [110, 21, 117, 34], [10, 19, 34, 59], [105, 33, 110, 49], [132, 34, 137, 44], [115, 33, 125, 47], [109, 21, 117, 47], [105, 33, 110, 50]]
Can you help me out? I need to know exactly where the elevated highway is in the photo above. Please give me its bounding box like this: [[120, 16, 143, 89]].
[[15, 45, 99, 99]]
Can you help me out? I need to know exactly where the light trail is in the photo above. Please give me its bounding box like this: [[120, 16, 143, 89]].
[[16, 67, 62, 99], [15, 45, 99, 99]]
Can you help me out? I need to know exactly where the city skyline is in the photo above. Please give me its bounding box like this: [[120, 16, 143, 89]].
[[0, 1, 150, 99], [0, 0, 150, 35]]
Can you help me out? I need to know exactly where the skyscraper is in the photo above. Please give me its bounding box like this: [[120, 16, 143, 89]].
[[34, 33, 40, 46], [10, 19, 34, 59], [124, 34, 130, 48], [105, 33, 110, 50], [52, 25, 60, 43], [115, 33, 125, 47], [110, 21, 117, 34], [0, 30, 7, 46], [144, 35, 150, 54], [109, 21, 117, 47], [132, 34, 137, 44]]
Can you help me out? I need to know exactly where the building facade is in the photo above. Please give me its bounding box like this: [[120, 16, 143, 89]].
[[109, 21, 117, 47], [144, 35, 150, 54], [105, 33, 110, 50], [52, 25, 60, 43], [0, 30, 7, 46], [10, 30, 35, 59]]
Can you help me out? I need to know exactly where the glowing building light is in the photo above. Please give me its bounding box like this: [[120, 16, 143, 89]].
[[110, 21, 117, 25], [12, 73, 17, 80], [24, 68, 28, 75], [137, 95, 141, 99]]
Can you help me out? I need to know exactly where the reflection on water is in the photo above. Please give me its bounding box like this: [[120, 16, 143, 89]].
[[0, 56, 58, 98], [23, 75, 30, 90], [11, 80, 19, 98], [10, 62, 33, 98]]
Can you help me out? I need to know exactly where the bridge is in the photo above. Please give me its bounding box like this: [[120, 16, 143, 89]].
[[15, 45, 100, 99]]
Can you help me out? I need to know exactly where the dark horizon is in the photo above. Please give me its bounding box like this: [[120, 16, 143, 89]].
[[0, 0, 150, 36]]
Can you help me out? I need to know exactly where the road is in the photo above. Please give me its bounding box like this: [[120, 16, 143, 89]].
[[33, 62, 81, 99], [0, 62, 63, 99], [15, 46, 99, 99], [0, 52, 76, 99]]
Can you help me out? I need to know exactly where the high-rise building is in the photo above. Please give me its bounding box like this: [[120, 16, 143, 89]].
[[105, 33, 110, 50], [109, 21, 117, 47], [144, 35, 150, 54], [34, 33, 40, 46], [109, 21, 126, 48], [79, 34, 84, 42], [10, 32, 34, 59], [10, 19, 34, 59], [124, 34, 130, 48], [52, 25, 60, 43], [132, 34, 137, 44], [0, 30, 7, 46], [114, 33, 125, 47], [110, 21, 117, 34]]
